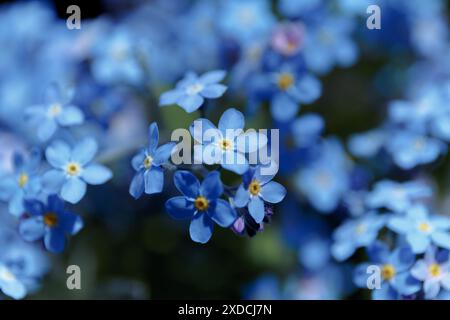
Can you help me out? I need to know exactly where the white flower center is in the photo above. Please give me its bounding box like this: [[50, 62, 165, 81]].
[[66, 162, 81, 177], [48, 103, 63, 118], [186, 83, 204, 95]]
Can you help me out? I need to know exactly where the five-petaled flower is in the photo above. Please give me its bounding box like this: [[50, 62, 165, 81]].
[[42, 138, 113, 204], [165, 171, 237, 244], [189, 108, 267, 175], [129, 122, 176, 198], [159, 70, 227, 113], [234, 166, 286, 223], [20, 195, 83, 253], [24, 85, 84, 141]]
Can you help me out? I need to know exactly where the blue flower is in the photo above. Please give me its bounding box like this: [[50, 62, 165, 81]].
[[129, 122, 176, 199], [353, 242, 420, 300], [386, 130, 446, 170], [189, 108, 267, 175], [411, 246, 450, 299], [0, 264, 26, 300], [388, 205, 450, 254], [295, 138, 350, 213], [366, 180, 432, 213], [290, 113, 324, 148], [165, 171, 237, 244], [20, 195, 83, 253], [42, 138, 113, 204], [159, 70, 227, 113], [24, 85, 84, 141], [0, 150, 41, 216], [331, 213, 385, 261], [234, 166, 286, 224]]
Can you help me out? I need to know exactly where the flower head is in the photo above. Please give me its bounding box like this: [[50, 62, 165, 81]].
[[42, 138, 113, 204], [20, 195, 83, 253], [159, 70, 227, 113], [129, 122, 175, 198], [165, 171, 237, 244]]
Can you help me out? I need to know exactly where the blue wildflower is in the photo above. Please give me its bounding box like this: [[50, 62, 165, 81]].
[[20, 195, 83, 253], [24, 85, 84, 141], [129, 122, 176, 199], [189, 108, 267, 175], [411, 246, 450, 299], [42, 138, 113, 204], [366, 180, 432, 213], [388, 205, 450, 254], [234, 166, 286, 224], [165, 171, 237, 244], [331, 213, 385, 261], [353, 241, 420, 299], [159, 70, 227, 113], [0, 150, 41, 216], [0, 264, 26, 300]]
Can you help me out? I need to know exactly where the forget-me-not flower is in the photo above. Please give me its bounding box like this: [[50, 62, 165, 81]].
[[189, 108, 267, 175], [129, 122, 176, 199], [159, 70, 227, 113], [411, 246, 450, 299], [0, 150, 41, 216], [388, 205, 450, 254], [24, 85, 84, 141], [234, 166, 286, 223], [20, 195, 83, 253], [353, 241, 420, 299], [42, 138, 113, 204], [0, 264, 26, 300], [165, 171, 237, 244]]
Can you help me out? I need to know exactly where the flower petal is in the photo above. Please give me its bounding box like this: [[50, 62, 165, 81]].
[[46, 140, 71, 168], [81, 164, 112, 185], [148, 122, 159, 155], [44, 229, 66, 253], [199, 70, 226, 84], [200, 171, 223, 201], [407, 232, 430, 254], [271, 93, 299, 122], [233, 184, 250, 208], [72, 138, 98, 165], [19, 218, 45, 242], [208, 199, 236, 228], [57, 105, 84, 126], [129, 171, 144, 199], [144, 167, 164, 194], [431, 231, 450, 250], [173, 170, 200, 199], [201, 84, 227, 98], [42, 170, 66, 193], [189, 118, 219, 144], [248, 197, 265, 223], [260, 181, 286, 204], [153, 142, 176, 166], [189, 213, 214, 244], [218, 108, 244, 133], [159, 89, 184, 106], [61, 178, 87, 204], [177, 94, 204, 113], [165, 196, 195, 219], [38, 119, 57, 141]]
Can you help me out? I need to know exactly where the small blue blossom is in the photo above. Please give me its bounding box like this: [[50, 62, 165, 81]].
[[24, 85, 84, 141], [42, 138, 113, 204], [331, 213, 385, 261], [165, 171, 237, 244], [388, 205, 450, 254], [234, 166, 286, 224], [0, 264, 26, 300], [0, 150, 41, 216], [189, 108, 267, 175], [129, 122, 176, 199], [366, 180, 432, 213], [353, 241, 420, 300], [159, 70, 227, 113], [411, 246, 450, 299], [20, 195, 83, 253]]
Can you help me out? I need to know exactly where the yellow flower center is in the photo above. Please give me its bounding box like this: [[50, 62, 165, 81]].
[[143, 156, 153, 169], [194, 196, 209, 211], [381, 264, 396, 280], [66, 162, 81, 176], [277, 72, 294, 90], [43, 212, 58, 228], [418, 222, 431, 233], [219, 139, 233, 151], [355, 223, 366, 235], [18, 173, 29, 188], [429, 263, 441, 277], [48, 103, 63, 117], [249, 180, 261, 196]]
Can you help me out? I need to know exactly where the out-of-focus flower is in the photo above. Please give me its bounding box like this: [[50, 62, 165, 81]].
[[388, 205, 450, 254], [366, 180, 432, 213], [129, 123, 175, 199], [331, 213, 385, 261], [353, 242, 420, 299], [42, 138, 113, 204], [0, 264, 26, 300], [189, 108, 267, 174], [0, 150, 41, 216], [270, 22, 305, 57], [165, 171, 237, 243], [24, 85, 84, 141], [20, 195, 83, 253], [159, 70, 227, 113], [411, 246, 450, 299]]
